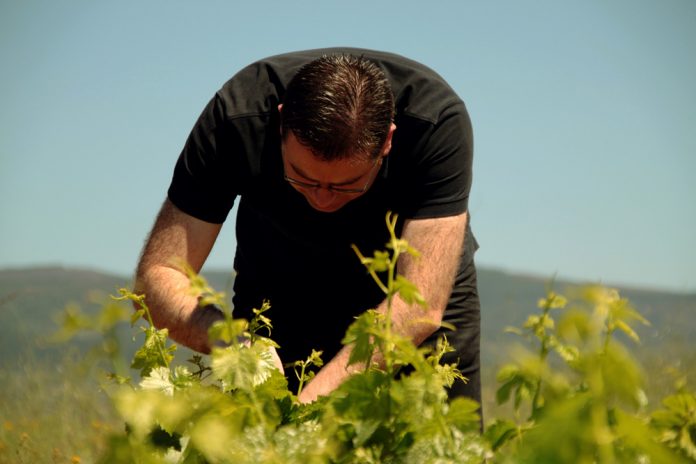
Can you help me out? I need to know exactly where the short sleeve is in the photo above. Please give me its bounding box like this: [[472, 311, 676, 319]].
[[167, 94, 239, 224], [402, 102, 474, 219]]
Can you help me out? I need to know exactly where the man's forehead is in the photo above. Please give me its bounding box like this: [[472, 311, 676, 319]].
[[282, 131, 373, 167]]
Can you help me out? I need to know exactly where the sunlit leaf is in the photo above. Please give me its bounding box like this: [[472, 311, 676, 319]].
[[371, 250, 391, 272], [52, 303, 93, 341], [342, 310, 381, 366], [394, 275, 426, 307], [211, 341, 276, 392], [445, 397, 481, 433], [208, 318, 247, 345], [549, 337, 579, 364], [504, 326, 523, 335], [615, 319, 641, 343], [332, 369, 392, 421], [140, 366, 174, 396], [131, 326, 176, 377], [188, 415, 238, 463], [306, 349, 324, 368], [96, 301, 130, 330], [523, 315, 539, 329], [483, 418, 519, 451], [131, 308, 146, 325], [537, 291, 567, 310]]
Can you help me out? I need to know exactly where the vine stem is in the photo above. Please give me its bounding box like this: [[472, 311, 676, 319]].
[[530, 304, 551, 419], [383, 262, 397, 373], [382, 213, 403, 374], [297, 363, 307, 397], [139, 301, 173, 369], [118, 290, 172, 370]]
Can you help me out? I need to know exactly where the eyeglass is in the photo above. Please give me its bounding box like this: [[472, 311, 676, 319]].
[[283, 157, 382, 194]]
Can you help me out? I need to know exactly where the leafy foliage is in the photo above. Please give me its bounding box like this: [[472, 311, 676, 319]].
[[52, 213, 695, 463], [489, 285, 692, 463], [651, 386, 696, 460]]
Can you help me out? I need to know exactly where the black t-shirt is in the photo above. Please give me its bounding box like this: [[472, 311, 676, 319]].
[[168, 48, 477, 371]]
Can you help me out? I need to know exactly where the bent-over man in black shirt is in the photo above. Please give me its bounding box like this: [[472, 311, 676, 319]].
[[135, 48, 481, 405]]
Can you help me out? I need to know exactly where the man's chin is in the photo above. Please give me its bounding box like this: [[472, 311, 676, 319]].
[[310, 204, 344, 213], [306, 199, 347, 213]]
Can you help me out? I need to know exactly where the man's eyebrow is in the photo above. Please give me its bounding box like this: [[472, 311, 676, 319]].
[[289, 162, 365, 186]]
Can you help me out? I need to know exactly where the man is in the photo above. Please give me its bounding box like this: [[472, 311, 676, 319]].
[[135, 48, 480, 405]]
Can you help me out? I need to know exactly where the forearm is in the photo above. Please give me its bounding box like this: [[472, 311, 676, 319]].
[[133, 199, 224, 353], [135, 264, 223, 354], [298, 213, 467, 403], [297, 295, 442, 403]]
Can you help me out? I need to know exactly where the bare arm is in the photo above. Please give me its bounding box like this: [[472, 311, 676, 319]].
[[134, 199, 223, 353], [298, 212, 468, 402]]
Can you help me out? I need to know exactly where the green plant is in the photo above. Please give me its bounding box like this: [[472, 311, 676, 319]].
[[71, 213, 483, 463], [486, 286, 690, 463], [51, 213, 694, 463], [651, 376, 696, 461]]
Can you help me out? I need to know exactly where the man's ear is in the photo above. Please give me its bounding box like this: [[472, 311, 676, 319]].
[[278, 104, 283, 136], [381, 123, 397, 157]]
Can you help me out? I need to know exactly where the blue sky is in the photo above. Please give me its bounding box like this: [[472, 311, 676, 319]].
[[1, 0, 694, 292]]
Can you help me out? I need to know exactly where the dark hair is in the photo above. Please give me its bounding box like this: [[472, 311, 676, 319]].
[[281, 54, 395, 161]]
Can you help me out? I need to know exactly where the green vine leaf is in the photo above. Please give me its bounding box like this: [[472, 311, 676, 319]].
[[211, 340, 277, 392], [131, 326, 176, 377], [140, 366, 175, 396], [342, 310, 382, 367], [394, 275, 426, 307]]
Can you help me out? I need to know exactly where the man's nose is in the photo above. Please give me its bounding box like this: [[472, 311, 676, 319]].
[[310, 186, 337, 208]]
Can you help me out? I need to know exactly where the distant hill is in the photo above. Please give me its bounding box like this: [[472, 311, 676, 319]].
[[0, 267, 131, 360], [476, 268, 696, 348], [1, 266, 694, 373]]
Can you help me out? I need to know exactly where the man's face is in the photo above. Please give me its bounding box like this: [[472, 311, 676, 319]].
[[281, 131, 383, 213]]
